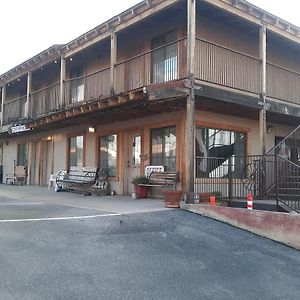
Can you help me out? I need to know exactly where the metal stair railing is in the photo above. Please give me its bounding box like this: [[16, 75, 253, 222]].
[[241, 124, 300, 213], [275, 155, 300, 213]]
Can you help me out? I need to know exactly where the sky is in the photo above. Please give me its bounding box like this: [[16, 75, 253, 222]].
[[0, 0, 300, 75]]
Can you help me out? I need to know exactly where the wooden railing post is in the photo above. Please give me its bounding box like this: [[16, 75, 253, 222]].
[[185, 0, 196, 203], [26, 71, 32, 118], [110, 32, 117, 96], [259, 25, 267, 156], [60, 56, 66, 108], [0, 85, 5, 126]]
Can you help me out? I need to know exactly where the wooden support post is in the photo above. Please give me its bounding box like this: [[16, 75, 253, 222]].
[[27, 141, 32, 185], [259, 25, 267, 155], [1, 85, 5, 126], [110, 32, 117, 96], [60, 56, 66, 108], [185, 0, 196, 203], [26, 71, 32, 118]]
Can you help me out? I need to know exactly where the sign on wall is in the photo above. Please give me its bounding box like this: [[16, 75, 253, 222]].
[[9, 125, 30, 134]]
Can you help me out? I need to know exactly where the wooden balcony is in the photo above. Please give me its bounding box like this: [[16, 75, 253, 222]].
[[3, 37, 300, 125], [29, 83, 60, 118], [267, 63, 300, 105], [195, 38, 261, 95], [64, 67, 110, 107], [3, 95, 27, 123]]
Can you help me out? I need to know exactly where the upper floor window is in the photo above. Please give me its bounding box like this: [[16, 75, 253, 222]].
[[99, 134, 117, 177], [195, 127, 246, 179], [151, 126, 176, 171], [17, 143, 27, 166], [151, 31, 178, 84], [70, 65, 85, 104], [69, 135, 84, 168]]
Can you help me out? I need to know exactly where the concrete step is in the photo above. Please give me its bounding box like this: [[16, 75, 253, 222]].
[[229, 200, 287, 212]]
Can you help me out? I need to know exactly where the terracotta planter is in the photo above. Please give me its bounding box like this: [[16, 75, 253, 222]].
[[134, 185, 149, 199], [163, 190, 182, 208]]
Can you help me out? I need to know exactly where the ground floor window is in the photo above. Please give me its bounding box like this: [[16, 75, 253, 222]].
[[99, 134, 117, 177], [17, 143, 27, 166], [151, 126, 176, 171], [69, 135, 84, 168], [195, 127, 246, 178]]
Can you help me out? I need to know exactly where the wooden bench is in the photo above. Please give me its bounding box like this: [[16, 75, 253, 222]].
[[55, 167, 98, 195], [139, 171, 179, 190]]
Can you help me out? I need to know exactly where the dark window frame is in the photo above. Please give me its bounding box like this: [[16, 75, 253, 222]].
[[150, 126, 177, 171], [98, 134, 118, 178]]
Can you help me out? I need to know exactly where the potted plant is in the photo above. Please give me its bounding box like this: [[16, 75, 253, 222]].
[[211, 191, 228, 206], [163, 189, 182, 208], [131, 176, 150, 199]]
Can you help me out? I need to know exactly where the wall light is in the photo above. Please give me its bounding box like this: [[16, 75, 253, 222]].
[[46, 136, 53, 141], [267, 125, 273, 134], [88, 127, 95, 133]]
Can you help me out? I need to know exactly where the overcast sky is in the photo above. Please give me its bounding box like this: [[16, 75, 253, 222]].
[[0, 0, 299, 75]]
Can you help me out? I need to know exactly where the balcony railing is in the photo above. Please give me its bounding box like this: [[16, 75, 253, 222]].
[[4, 36, 300, 124], [64, 67, 110, 107], [29, 83, 60, 118], [267, 63, 300, 105], [195, 38, 261, 94], [115, 38, 187, 94], [3, 96, 27, 123]]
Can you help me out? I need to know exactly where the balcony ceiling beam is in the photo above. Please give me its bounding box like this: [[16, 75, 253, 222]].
[[204, 0, 300, 46], [64, 0, 179, 58]]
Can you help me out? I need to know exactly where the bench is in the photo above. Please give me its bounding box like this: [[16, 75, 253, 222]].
[[139, 171, 179, 190], [55, 167, 98, 195]]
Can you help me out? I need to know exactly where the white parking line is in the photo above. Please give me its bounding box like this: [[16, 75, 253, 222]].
[[0, 203, 45, 205], [0, 213, 121, 223]]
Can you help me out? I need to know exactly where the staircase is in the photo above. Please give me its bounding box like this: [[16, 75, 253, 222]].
[[245, 125, 300, 213]]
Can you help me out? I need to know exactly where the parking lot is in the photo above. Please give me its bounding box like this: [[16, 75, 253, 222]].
[[0, 186, 299, 299]]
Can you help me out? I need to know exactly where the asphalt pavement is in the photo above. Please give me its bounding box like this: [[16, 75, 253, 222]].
[[0, 195, 299, 300]]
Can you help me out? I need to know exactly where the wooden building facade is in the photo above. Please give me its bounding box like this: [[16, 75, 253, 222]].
[[1, 0, 300, 198]]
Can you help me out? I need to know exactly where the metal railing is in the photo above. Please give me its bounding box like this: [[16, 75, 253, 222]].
[[3, 95, 27, 123], [194, 154, 300, 213], [114, 38, 187, 94], [236, 126, 300, 213], [29, 83, 60, 117], [194, 156, 261, 201], [276, 155, 300, 213], [195, 38, 261, 94]]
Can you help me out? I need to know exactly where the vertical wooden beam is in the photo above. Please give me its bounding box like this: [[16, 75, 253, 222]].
[[1, 85, 6, 126], [27, 141, 32, 185], [60, 56, 66, 108], [259, 25, 267, 155], [110, 32, 117, 96], [186, 0, 196, 203], [26, 71, 32, 118]]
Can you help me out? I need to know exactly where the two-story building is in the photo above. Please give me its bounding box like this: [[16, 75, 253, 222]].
[[1, 0, 300, 203]]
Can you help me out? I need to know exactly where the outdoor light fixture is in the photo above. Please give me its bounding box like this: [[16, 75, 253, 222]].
[[267, 125, 273, 134], [54, 60, 58, 64], [46, 136, 53, 141], [70, 57, 73, 61], [88, 127, 95, 133]]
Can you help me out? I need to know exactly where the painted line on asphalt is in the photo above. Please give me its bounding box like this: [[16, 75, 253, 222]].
[[0, 203, 45, 205], [0, 213, 122, 223]]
